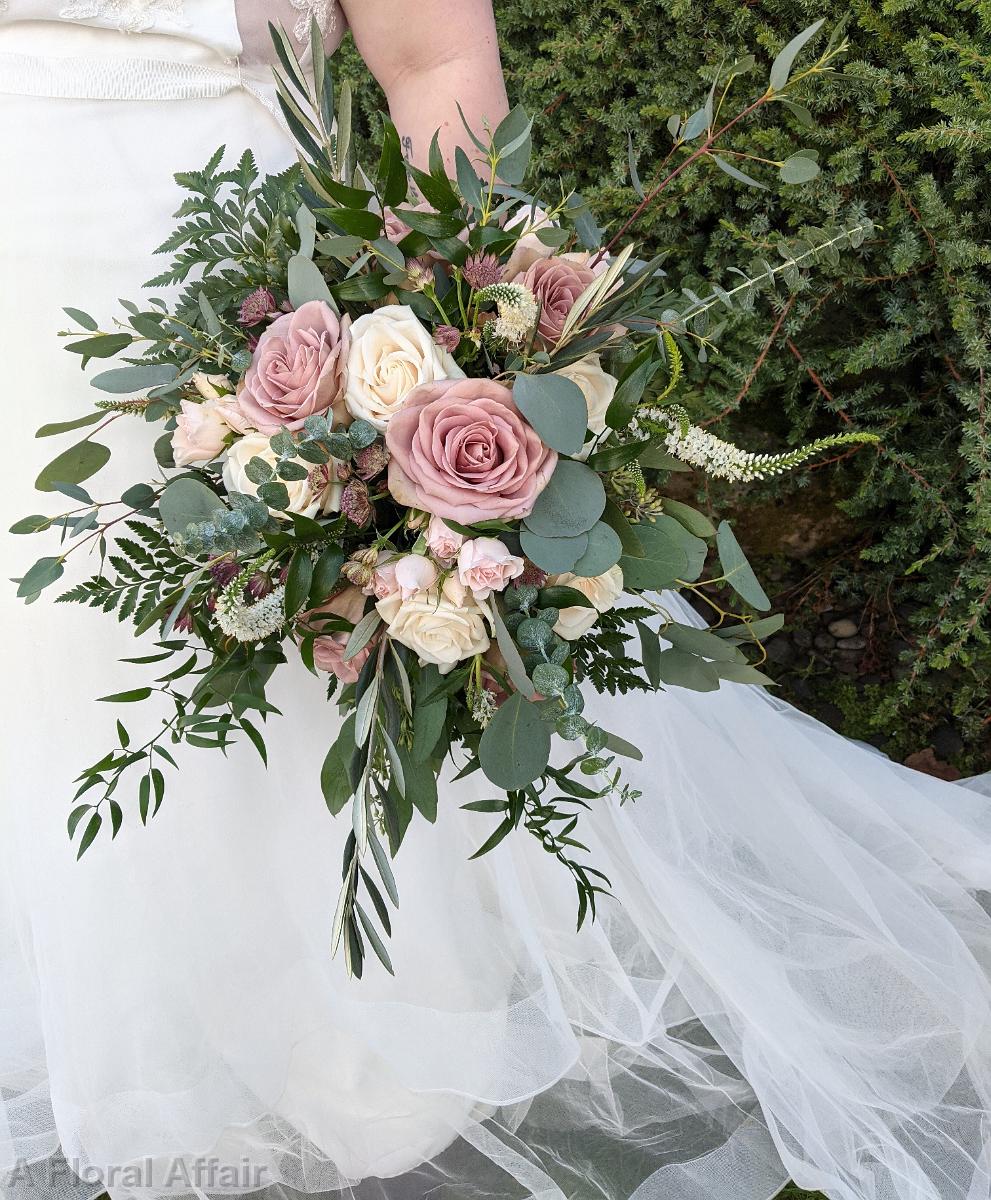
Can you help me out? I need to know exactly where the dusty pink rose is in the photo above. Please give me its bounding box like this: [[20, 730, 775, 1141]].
[[425, 515, 464, 563], [386, 378, 557, 524], [457, 537, 525, 599], [394, 555, 439, 598], [515, 255, 602, 345], [302, 586, 371, 684], [234, 300, 350, 434]]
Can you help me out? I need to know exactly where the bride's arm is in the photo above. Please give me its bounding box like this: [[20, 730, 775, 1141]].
[[338, 0, 510, 172]]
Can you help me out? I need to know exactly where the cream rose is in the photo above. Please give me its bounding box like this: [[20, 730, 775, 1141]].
[[344, 304, 464, 431], [223, 433, 340, 520], [552, 354, 618, 459], [548, 565, 624, 640], [376, 576, 492, 673], [171, 398, 230, 467]]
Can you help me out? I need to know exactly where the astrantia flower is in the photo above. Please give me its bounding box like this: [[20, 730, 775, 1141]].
[[462, 253, 503, 291], [215, 582, 286, 643], [341, 479, 373, 528], [238, 287, 276, 327], [433, 324, 461, 354], [353, 442, 390, 480]]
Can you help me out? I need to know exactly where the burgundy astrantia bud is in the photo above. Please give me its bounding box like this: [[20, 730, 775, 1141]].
[[238, 287, 276, 327], [433, 324, 461, 354], [341, 478, 373, 528], [206, 592, 218, 613], [246, 572, 273, 600], [462, 252, 503, 291], [354, 442, 390, 480], [518, 561, 548, 589], [209, 557, 241, 588], [278, 565, 290, 584], [169, 606, 195, 634]]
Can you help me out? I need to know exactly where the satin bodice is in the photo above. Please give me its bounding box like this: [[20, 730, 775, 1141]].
[[0, 0, 346, 64]]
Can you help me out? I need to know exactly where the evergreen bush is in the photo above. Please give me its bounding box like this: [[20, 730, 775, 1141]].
[[335, 0, 990, 767]]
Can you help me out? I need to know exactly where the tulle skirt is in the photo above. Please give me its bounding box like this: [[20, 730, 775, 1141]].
[[3, 24, 991, 1200]]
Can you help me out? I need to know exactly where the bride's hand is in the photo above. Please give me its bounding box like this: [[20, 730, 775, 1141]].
[[340, 0, 510, 172]]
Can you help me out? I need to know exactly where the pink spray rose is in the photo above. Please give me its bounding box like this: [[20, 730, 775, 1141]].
[[302, 586, 372, 685], [515, 254, 604, 345], [233, 300, 350, 435], [385, 378, 557, 524], [425, 515, 465, 563], [457, 537, 525, 599], [363, 552, 400, 601]]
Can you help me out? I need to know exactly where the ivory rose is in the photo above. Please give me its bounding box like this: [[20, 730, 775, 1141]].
[[171, 398, 230, 467], [223, 433, 340, 520], [302, 586, 371, 685], [548, 565, 625, 640], [385, 378, 557, 524], [515, 254, 606, 345], [376, 576, 492, 674], [425, 515, 464, 563], [457, 538, 525, 600], [344, 304, 464, 431], [552, 354, 618, 458], [233, 300, 350, 434]]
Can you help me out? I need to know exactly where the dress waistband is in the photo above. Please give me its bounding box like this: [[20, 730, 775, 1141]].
[[0, 50, 275, 102]]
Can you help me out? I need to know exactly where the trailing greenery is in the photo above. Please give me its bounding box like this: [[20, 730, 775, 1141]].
[[336, 1, 991, 767]]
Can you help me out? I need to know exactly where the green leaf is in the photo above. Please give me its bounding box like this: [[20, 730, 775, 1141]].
[[605, 352, 656, 430], [455, 146, 484, 210], [97, 687, 153, 703], [377, 117, 408, 208], [412, 665, 448, 762], [63, 306, 99, 330], [715, 662, 776, 687], [77, 811, 103, 858], [662, 622, 742, 663], [285, 551, 314, 618], [392, 207, 467, 240], [512, 373, 588, 455], [491, 602, 537, 699], [90, 364, 178, 394], [619, 516, 704, 590], [662, 498, 716, 538], [519, 529, 588, 573], [157, 477, 220, 536], [538, 585, 595, 610], [572, 522, 623, 577], [35, 441, 111, 492], [716, 520, 770, 611], [654, 649, 721, 691], [491, 104, 533, 185], [16, 556, 64, 598], [310, 545, 345, 607], [10, 514, 51, 535], [64, 333, 133, 359], [478, 692, 550, 789], [343, 608, 380, 661], [330, 207, 383, 240], [714, 613, 785, 642], [398, 745, 438, 822], [287, 253, 336, 308], [35, 411, 103, 438], [769, 19, 825, 92], [321, 714, 356, 815], [601, 730, 643, 760], [637, 621, 662, 688], [712, 155, 770, 191], [601, 500, 644, 558], [524, 460, 606, 538], [583, 439, 653, 473], [780, 153, 822, 185]]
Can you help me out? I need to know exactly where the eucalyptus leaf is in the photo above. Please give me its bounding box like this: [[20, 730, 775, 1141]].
[[478, 693, 551, 790], [769, 19, 825, 92], [35, 411, 103, 438], [288, 253, 336, 309], [158, 477, 221, 536], [572, 522, 623, 578], [35, 441, 111, 493], [524, 460, 605, 538], [519, 529, 588, 573], [512, 373, 588, 455], [716, 521, 771, 610]]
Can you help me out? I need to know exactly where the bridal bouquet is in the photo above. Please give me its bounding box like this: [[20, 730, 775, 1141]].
[[13, 20, 875, 976]]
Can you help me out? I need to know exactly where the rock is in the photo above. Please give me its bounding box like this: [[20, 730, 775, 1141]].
[[836, 635, 867, 651], [765, 637, 796, 668], [827, 618, 859, 639], [792, 628, 814, 650], [932, 724, 965, 759], [904, 747, 962, 782], [814, 633, 836, 652], [834, 656, 861, 675]]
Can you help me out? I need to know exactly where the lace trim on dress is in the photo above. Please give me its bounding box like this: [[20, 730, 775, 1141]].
[[288, 0, 337, 44], [57, 0, 185, 34]]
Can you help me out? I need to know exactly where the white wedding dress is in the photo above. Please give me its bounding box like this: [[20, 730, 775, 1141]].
[[2, 7, 991, 1200]]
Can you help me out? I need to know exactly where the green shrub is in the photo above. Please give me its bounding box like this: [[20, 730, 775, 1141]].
[[335, 0, 991, 767]]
